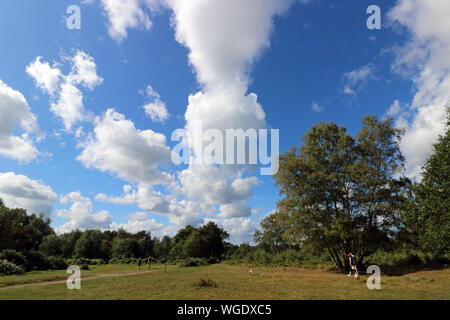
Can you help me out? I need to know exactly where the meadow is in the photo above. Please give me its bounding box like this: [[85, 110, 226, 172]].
[[0, 264, 449, 300]]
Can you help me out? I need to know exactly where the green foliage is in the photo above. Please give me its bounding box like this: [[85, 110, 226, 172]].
[[0, 259, 25, 275], [369, 250, 429, 268], [154, 235, 171, 258], [406, 109, 450, 254], [0, 205, 53, 253], [269, 116, 409, 269], [24, 250, 50, 271], [111, 238, 140, 258], [171, 223, 229, 260], [47, 256, 68, 270], [179, 257, 209, 267], [108, 257, 139, 264], [39, 234, 65, 257], [0, 249, 26, 267], [74, 230, 109, 259], [194, 278, 217, 288], [68, 257, 107, 265]]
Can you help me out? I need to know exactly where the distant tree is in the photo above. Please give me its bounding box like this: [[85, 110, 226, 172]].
[[135, 231, 154, 257], [111, 238, 140, 258], [74, 230, 105, 259], [274, 116, 409, 269], [61, 230, 82, 258], [154, 235, 171, 259], [170, 225, 197, 258], [254, 210, 291, 253], [40, 234, 64, 257]]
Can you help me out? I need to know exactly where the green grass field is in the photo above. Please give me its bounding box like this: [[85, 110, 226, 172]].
[[0, 264, 449, 300]]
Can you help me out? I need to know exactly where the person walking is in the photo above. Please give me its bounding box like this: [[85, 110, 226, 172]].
[[347, 253, 359, 278], [147, 256, 151, 269], [138, 257, 142, 270]]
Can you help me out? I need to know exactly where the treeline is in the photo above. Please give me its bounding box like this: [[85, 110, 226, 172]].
[[0, 202, 232, 274], [253, 113, 450, 271]]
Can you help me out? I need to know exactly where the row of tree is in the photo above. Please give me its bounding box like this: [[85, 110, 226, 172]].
[[255, 113, 449, 270], [0, 199, 231, 271]]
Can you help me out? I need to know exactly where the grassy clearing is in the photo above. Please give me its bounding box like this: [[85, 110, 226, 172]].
[[0, 264, 449, 300]]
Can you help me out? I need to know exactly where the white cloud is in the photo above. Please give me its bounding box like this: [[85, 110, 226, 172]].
[[27, 51, 102, 131], [387, 99, 402, 116], [96, 182, 206, 225], [55, 192, 112, 234], [160, 0, 295, 224], [388, 0, 450, 178], [179, 165, 259, 207], [100, 0, 153, 42], [50, 81, 87, 130], [0, 80, 40, 162], [90, 0, 296, 229], [77, 108, 172, 184], [142, 85, 169, 122], [110, 211, 167, 235], [311, 101, 324, 113], [209, 217, 259, 244], [342, 63, 375, 95], [67, 50, 104, 90], [168, 0, 294, 88], [0, 172, 57, 217], [217, 200, 252, 219], [26, 57, 62, 95]]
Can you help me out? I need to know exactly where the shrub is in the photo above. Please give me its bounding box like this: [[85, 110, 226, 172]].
[[194, 278, 217, 288], [24, 250, 50, 271], [368, 249, 433, 269], [0, 259, 25, 275], [108, 257, 138, 264], [47, 256, 68, 270], [67, 257, 107, 265], [245, 249, 272, 265], [0, 249, 26, 267], [179, 257, 209, 267]]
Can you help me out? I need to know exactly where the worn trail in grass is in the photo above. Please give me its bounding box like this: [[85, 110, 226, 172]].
[[0, 264, 448, 300]]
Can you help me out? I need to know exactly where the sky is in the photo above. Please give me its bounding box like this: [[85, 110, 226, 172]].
[[0, 0, 449, 244]]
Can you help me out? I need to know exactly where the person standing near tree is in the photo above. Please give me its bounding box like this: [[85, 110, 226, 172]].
[[138, 257, 142, 270], [347, 253, 359, 278], [147, 256, 151, 269]]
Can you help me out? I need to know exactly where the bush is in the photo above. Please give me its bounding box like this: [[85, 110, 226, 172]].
[[67, 257, 107, 266], [194, 278, 217, 288], [47, 256, 68, 270], [368, 250, 433, 269], [108, 257, 138, 264], [24, 250, 50, 271], [0, 249, 26, 267], [0, 259, 25, 275], [179, 257, 209, 267]]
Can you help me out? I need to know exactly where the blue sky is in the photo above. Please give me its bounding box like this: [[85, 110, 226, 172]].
[[0, 0, 449, 243]]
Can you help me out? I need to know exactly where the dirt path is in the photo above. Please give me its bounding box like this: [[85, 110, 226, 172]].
[[0, 270, 158, 291]]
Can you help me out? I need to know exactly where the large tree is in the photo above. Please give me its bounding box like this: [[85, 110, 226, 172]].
[[272, 116, 409, 269]]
